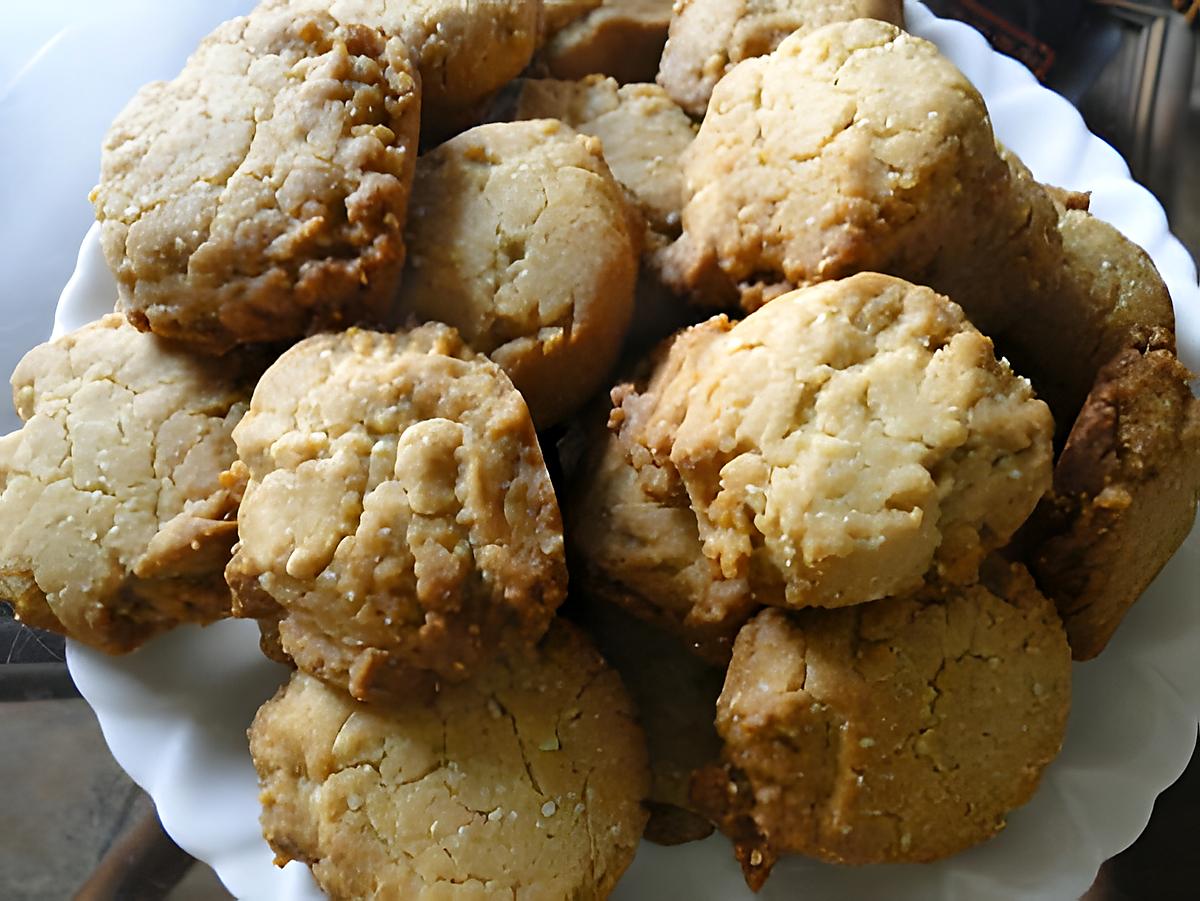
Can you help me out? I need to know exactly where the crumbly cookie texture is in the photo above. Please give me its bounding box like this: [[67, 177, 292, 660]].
[[225, 325, 567, 702], [1023, 333, 1200, 660], [658, 0, 905, 116], [568, 318, 754, 662], [93, 7, 421, 353], [394, 120, 638, 428], [270, 0, 542, 139], [250, 621, 650, 901], [574, 274, 1052, 645], [666, 19, 1060, 318], [510, 76, 700, 354], [538, 0, 673, 85], [577, 597, 723, 845], [693, 559, 1071, 888], [0, 315, 262, 653]]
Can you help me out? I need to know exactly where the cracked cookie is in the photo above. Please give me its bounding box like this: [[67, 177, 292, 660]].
[[693, 558, 1071, 888], [509, 75, 699, 354], [93, 5, 421, 353], [657, 0, 905, 116], [664, 19, 1062, 320], [269, 0, 542, 140], [572, 274, 1054, 653], [250, 620, 649, 900], [577, 597, 723, 845], [567, 317, 753, 662], [0, 315, 262, 653], [538, 0, 673, 85], [393, 120, 639, 428], [225, 324, 567, 702]]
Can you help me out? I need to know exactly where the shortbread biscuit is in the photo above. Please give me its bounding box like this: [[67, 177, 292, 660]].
[[572, 275, 1054, 654], [94, 7, 421, 352], [225, 325, 567, 702], [271, 0, 542, 139], [665, 19, 1062, 328], [0, 315, 261, 652], [568, 318, 753, 662], [539, 0, 673, 85], [510, 76, 699, 354], [693, 559, 1070, 888], [658, 0, 905, 116], [250, 621, 649, 900], [394, 120, 638, 428], [1024, 335, 1200, 659]]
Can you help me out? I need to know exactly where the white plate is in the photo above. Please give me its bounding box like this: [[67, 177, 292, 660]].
[[59, 2, 1200, 899]]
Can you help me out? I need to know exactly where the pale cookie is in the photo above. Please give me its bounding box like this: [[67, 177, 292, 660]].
[[567, 318, 755, 663], [0, 315, 262, 653], [225, 325, 567, 702], [539, 0, 673, 85], [693, 559, 1071, 888], [250, 621, 650, 900], [666, 19, 1062, 320], [578, 597, 723, 845], [576, 274, 1052, 643], [394, 120, 638, 428], [271, 0, 542, 139], [94, 6, 421, 353], [658, 0, 905, 116], [510, 75, 699, 353]]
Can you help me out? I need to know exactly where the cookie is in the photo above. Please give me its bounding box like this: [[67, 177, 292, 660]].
[[273, 0, 542, 140], [574, 274, 1053, 656], [576, 597, 723, 845], [657, 0, 905, 116], [1023, 335, 1200, 660], [93, 7, 421, 352], [0, 315, 262, 653], [664, 19, 1061, 322], [510, 75, 700, 354], [567, 318, 754, 662], [250, 621, 649, 900], [538, 0, 673, 85], [225, 325, 567, 702], [393, 120, 639, 428], [693, 558, 1071, 888]]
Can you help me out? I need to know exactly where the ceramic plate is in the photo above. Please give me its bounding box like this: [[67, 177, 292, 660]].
[[61, 2, 1200, 899]]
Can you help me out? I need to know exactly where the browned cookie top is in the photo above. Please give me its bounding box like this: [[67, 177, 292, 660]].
[[94, 6, 421, 352], [694, 559, 1071, 887], [250, 621, 649, 900], [0, 315, 263, 652], [225, 324, 567, 702], [538, 0, 673, 85]]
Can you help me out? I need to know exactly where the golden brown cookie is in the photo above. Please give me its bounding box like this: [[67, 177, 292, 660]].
[[576, 597, 723, 845], [664, 19, 1061, 325], [658, 0, 905, 116], [572, 275, 1054, 658], [510, 75, 700, 353], [250, 621, 650, 900], [225, 325, 567, 702], [393, 120, 639, 428], [93, 6, 421, 352], [693, 558, 1071, 889], [1023, 335, 1200, 660], [272, 0, 542, 140], [567, 318, 753, 662], [0, 315, 262, 653], [538, 0, 673, 85]]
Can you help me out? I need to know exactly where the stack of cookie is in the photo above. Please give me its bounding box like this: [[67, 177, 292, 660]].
[[1, 1, 1197, 897]]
